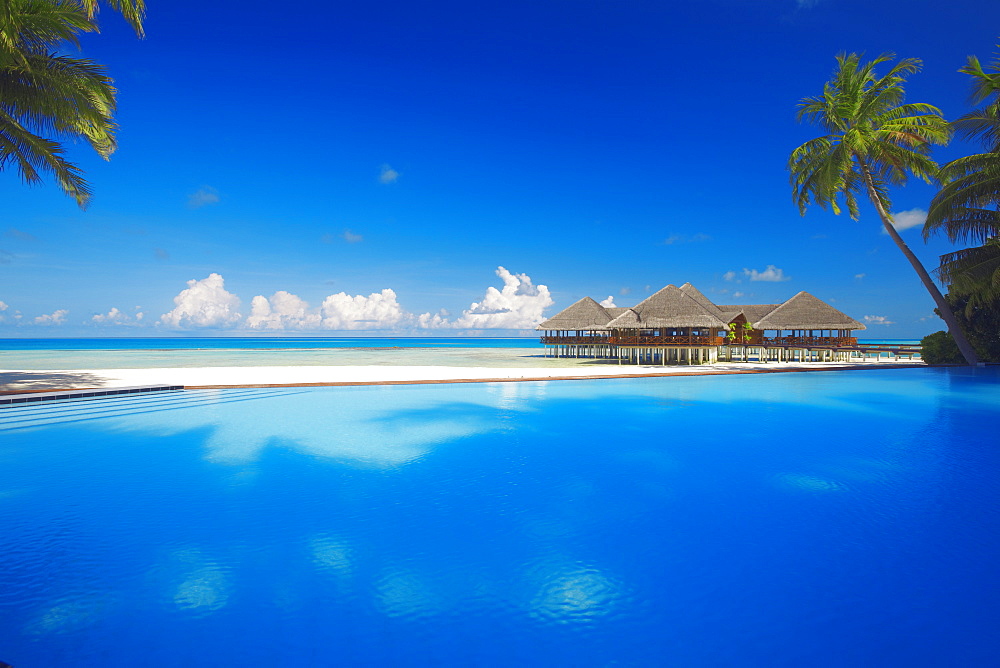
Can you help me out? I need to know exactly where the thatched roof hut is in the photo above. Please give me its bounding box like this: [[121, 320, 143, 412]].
[[605, 285, 727, 329], [538, 284, 865, 333], [716, 303, 782, 324], [536, 297, 615, 331], [750, 291, 866, 330]]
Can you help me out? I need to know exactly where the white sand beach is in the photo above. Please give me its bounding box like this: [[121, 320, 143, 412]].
[[0, 359, 925, 393]]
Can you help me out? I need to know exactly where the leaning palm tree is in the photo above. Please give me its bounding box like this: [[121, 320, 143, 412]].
[[789, 52, 980, 365], [924, 47, 1000, 313], [1, 0, 117, 207]]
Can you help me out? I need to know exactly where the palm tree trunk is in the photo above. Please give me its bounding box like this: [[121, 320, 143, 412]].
[[857, 158, 980, 365]]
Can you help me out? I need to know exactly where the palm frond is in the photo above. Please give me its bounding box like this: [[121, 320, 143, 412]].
[[937, 238, 1000, 313]]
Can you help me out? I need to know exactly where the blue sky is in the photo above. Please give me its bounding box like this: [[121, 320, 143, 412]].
[[3, 0, 999, 337]]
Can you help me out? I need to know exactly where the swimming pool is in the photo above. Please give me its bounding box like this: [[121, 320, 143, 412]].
[[1, 367, 998, 665]]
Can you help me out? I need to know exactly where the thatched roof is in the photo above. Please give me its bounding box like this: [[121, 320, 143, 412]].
[[605, 308, 641, 328], [538, 284, 865, 333], [606, 285, 727, 328], [536, 296, 615, 331], [679, 283, 728, 320], [751, 291, 866, 330], [717, 304, 781, 324]]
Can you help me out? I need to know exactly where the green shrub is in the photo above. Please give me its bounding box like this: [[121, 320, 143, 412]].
[[920, 331, 964, 364]]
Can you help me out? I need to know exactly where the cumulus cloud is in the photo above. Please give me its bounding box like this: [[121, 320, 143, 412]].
[[379, 164, 399, 184], [321, 289, 406, 330], [92, 307, 130, 324], [155, 267, 552, 332], [723, 270, 737, 281], [34, 309, 68, 325], [160, 273, 242, 329], [744, 265, 790, 282], [342, 229, 363, 243], [245, 287, 440, 331], [0, 300, 7, 322], [864, 315, 894, 326], [599, 296, 616, 307], [187, 186, 220, 209], [446, 267, 553, 329], [886, 208, 926, 233], [246, 291, 322, 330], [855, 273, 866, 280]]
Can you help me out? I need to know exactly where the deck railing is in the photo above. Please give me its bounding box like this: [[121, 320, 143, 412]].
[[764, 336, 858, 347], [541, 335, 862, 348], [540, 335, 611, 345], [610, 335, 726, 346]]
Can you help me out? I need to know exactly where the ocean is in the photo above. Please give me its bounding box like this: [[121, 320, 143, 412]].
[[0, 337, 920, 371]]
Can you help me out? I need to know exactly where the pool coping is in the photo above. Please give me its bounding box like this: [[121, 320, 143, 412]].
[[0, 385, 184, 405]]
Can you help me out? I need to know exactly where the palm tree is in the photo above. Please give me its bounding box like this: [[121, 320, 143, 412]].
[[78, 0, 146, 37], [1, 0, 117, 207], [0, 0, 144, 206], [924, 48, 1000, 314], [789, 52, 980, 365]]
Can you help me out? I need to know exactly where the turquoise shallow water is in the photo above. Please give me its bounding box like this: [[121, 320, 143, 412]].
[[0, 366, 997, 665], [0, 337, 919, 370]]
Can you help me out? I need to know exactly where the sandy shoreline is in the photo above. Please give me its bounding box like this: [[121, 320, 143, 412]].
[[0, 360, 926, 393]]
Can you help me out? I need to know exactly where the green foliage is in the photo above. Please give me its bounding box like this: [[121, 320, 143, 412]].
[[937, 237, 1000, 312], [789, 53, 950, 221], [943, 292, 1000, 361], [926, 43, 1000, 317], [0, 0, 145, 206], [920, 331, 964, 364], [791, 52, 980, 365]]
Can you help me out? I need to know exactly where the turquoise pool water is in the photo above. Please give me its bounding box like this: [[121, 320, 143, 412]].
[[1, 367, 997, 665]]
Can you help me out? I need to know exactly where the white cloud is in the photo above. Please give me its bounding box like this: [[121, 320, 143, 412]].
[[0, 300, 7, 311], [854, 273, 866, 280], [342, 229, 363, 243], [321, 289, 407, 330], [864, 315, 894, 326], [92, 307, 132, 324], [722, 270, 737, 281], [160, 273, 242, 329], [379, 164, 399, 184], [886, 208, 926, 233], [619, 287, 631, 296], [744, 265, 790, 282], [187, 186, 220, 209], [599, 296, 616, 307], [246, 291, 322, 330], [34, 309, 68, 325], [448, 267, 553, 329], [733, 291, 745, 298]]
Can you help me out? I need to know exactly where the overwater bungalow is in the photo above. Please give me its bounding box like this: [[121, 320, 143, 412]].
[[538, 283, 870, 364]]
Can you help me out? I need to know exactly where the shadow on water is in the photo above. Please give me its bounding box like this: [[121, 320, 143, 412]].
[[0, 371, 112, 393]]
